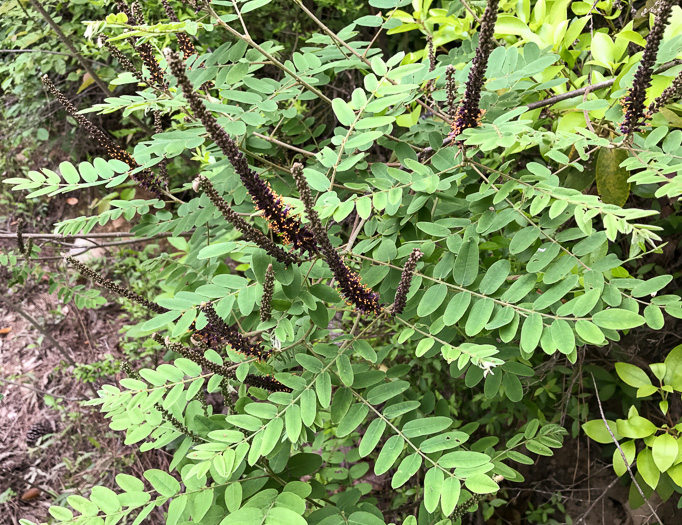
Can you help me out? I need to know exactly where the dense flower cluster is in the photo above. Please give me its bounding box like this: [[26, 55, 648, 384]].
[[42, 76, 163, 195], [445, 65, 457, 120], [156, 334, 290, 393], [244, 374, 292, 393], [391, 248, 424, 316], [193, 175, 297, 265], [130, 1, 168, 89], [103, 37, 146, 85], [153, 111, 170, 185], [165, 49, 318, 255], [620, 0, 675, 134], [66, 256, 168, 314], [260, 264, 275, 322], [190, 303, 269, 361], [292, 163, 382, 316], [450, 0, 499, 139], [161, 0, 197, 59]]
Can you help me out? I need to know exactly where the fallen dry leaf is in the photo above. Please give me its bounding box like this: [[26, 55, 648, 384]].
[[21, 488, 41, 501]]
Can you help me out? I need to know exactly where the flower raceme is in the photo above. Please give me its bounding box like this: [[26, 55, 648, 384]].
[[193, 175, 298, 266], [620, 0, 676, 135], [41, 76, 164, 196], [292, 163, 382, 316], [450, 0, 500, 140], [392, 248, 424, 316], [164, 49, 318, 256]]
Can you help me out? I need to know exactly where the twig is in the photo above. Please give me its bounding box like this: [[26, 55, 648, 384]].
[[28, 0, 152, 135], [0, 48, 108, 66], [574, 475, 620, 524], [252, 132, 315, 157], [203, 1, 332, 105], [590, 374, 662, 524], [526, 60, 682, 111], [290, 0, 451, 123], [0, 231, 192, 240]]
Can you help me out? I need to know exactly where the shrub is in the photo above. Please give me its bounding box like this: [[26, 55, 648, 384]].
[[5, 0, 682, 523]]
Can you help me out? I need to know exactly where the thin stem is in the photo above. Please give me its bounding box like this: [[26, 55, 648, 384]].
[[204, 1, 331, 104], [28, 0, 152, 135], [590, 374, 662, 524]]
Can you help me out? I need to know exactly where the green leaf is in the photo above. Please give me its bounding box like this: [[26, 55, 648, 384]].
[[464, 474, 500, 494], [453, 238, 479, 286], [59, 161, 80, 184], [637, 448, 660, 489], [391, 453, 422, 488], [615, 363, 652, 389], [464, 298, 494, 336], [374, 435, 405, 475], [612, 439, 636, 477], [353, 340, 377, 363], [359, 418, 386, 458], [337, 403, 369, 437], [440, 477, 461, 516], [401, 417, 452, 438], [141, 310, 181, 331], [286, 404, 302, 442], [332, 98, 355, 126], [502, 373, 523, 402], [596, 147, 630, 206], [48, 507, 74, 521], [417, 284, 448, 317], [443, 292, 472, 326], [367, 380, 410, 404], [300, 389, 317, 427], [315, 372, 332, 408], [651, 433, 678, 472], [423, 467, 444, 513], [632, 275, 673, 298], [337, 354, 354, 386], [261, 417, 284, 456], [575, 320, 605, 344], [478, 260, 511, 295], [439, 450, 490, 468], [532, 275, 578, 311], [592, 309, 645, 330], [550, 319, 575, 355], [143, 469, 181, 497], [582, 419, 616, 444], [616, 416, 657, 439], [644, 305, 665, 330], [241, 0, 273, 14], [509, 226, 539, 254], [520, 313, 542, 354]]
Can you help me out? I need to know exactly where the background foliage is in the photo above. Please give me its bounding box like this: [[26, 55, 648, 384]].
[[2, 0, 682, 524]]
